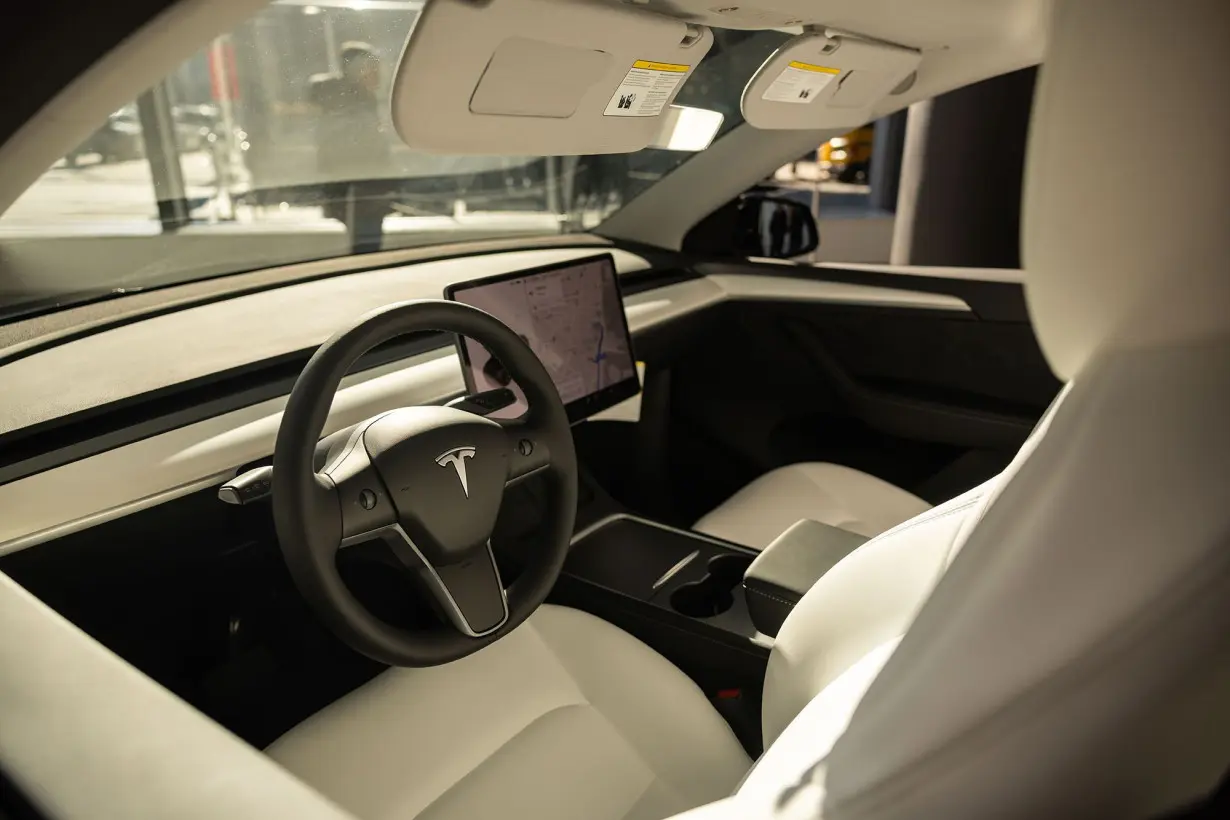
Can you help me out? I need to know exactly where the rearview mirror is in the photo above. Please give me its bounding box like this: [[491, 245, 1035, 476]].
[[682, 193, 820, 259]]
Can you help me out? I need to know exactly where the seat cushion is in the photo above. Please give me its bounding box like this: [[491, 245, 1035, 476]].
[[266, 605, 750, 820], [693, 463, 932, 549]]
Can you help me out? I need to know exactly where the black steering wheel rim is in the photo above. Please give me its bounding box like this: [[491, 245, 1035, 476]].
[[272, 299, 577, 667]]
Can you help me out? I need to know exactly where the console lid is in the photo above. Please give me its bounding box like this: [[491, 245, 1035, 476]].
[[743, 519, 868, 638]]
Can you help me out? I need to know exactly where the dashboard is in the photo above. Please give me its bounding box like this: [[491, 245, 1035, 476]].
[[0, 245, 969, 555]]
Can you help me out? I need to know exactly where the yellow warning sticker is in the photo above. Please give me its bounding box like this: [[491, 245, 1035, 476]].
[[632, 60, 690, 73], [787, 61, 841, 74], [606, 60, 692, 117], [763, 62, 842, 104]]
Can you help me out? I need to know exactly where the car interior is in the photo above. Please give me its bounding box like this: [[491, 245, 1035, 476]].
[[0, 0, 1228, 819]]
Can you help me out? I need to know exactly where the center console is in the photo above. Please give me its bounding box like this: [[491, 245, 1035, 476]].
[[563, 514, 762, 645], [549, 508, 771, 753]]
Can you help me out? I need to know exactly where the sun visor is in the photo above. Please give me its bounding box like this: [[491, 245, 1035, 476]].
[[742, 33, 920, 130], [391, 0, 713, 155]]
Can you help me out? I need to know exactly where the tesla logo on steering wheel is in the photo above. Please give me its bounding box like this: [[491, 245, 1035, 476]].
[[435, 446, 477, 498]]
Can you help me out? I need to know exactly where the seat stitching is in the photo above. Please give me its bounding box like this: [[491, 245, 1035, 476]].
[[622, 777, 674, 820], [747, 586, 800, 608], [401, 626, 591, 818], [938, 496, 995, 569], [860, 498, 982, 548], [536, 619, 694, 810], [411, 702, 608, 819]]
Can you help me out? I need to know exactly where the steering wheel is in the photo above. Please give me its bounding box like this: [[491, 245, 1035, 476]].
[[272, 300, 577, 667]]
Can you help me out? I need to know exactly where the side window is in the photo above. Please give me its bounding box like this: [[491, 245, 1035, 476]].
[[893, 66, 1036, 269], [3, 1, 427, 234], [757, 66, 1037, 268], [683, 114, 907, 264], [2, 105, 160, 227], [766, 120, 897, 214]]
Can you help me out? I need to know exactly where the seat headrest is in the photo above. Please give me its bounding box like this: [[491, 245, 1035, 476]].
[[1023, 0, 1230, 380]]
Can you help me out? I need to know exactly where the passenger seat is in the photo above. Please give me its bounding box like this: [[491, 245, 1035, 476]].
[[692, 463, 931, 549]]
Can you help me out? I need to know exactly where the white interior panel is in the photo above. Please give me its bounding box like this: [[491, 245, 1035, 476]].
[[391, 0, 713, 155], [743, 33, 921, 130], [708, 273, 966, 310], [615, 0, 1037, 49], [0, 248, 651, 437], [0, 272, 967, 555], [0, 572, 358, 820]]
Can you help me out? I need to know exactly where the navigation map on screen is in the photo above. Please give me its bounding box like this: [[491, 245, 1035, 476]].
[[447, 255, 638, 421]]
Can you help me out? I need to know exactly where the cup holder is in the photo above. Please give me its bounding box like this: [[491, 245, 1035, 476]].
[[669, 553, 754, 618]]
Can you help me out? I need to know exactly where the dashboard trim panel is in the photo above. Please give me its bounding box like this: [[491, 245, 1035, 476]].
[[0, 260, 969, 555]]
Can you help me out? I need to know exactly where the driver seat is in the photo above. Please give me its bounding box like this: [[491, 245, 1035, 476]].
[[268, 468, 994, 819], [267, 605, 750, 820]]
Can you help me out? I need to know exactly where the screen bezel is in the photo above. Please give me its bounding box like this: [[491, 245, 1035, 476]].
[[443, 252, 641, 425]]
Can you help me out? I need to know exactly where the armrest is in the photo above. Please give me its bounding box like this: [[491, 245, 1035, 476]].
[[743, 519, 868, 638]]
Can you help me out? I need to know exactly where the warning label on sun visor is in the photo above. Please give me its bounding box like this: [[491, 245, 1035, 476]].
[[762, 61, 841, 104], [604, 60, 689, 117]]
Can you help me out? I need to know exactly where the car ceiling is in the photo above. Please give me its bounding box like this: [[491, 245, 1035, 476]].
[[625, 0, 1042, 50]]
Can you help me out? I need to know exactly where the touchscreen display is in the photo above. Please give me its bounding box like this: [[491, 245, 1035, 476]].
[[445, 254, 639, 422]]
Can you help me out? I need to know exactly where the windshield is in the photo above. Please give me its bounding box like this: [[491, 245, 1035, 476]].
[[0, 0, 789, 321]]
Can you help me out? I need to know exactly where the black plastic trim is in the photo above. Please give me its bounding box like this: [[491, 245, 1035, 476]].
[[781, 318, 1038, 449], [0, 333, 448, 486], [0, 766, 46, 819]]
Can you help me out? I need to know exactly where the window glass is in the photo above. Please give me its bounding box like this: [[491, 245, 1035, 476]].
[[756, 67, 1035, 268], [761, 118, 901, 220], [3, 106, 159, 226], [0, 0, 791, 321]]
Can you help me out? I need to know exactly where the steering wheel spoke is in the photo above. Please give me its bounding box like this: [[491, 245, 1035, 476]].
[[381, 530, 509, 637]]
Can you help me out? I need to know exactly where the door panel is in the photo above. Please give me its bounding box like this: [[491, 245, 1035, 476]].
[[781, 307, 1052, 447], [655, 264, 1060, 525]]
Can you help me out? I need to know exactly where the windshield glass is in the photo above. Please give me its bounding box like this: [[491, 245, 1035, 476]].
[[0, 0, 790, 321]]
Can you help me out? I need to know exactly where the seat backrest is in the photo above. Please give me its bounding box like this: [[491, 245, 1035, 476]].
[[755, 0, 1230, 817], [818, 1, 1230, 817]]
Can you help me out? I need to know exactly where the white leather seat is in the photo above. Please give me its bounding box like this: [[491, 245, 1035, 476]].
[[268, 478, 983, 820], [693, 462, 931, 549], [267, 605, 750, 820]]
